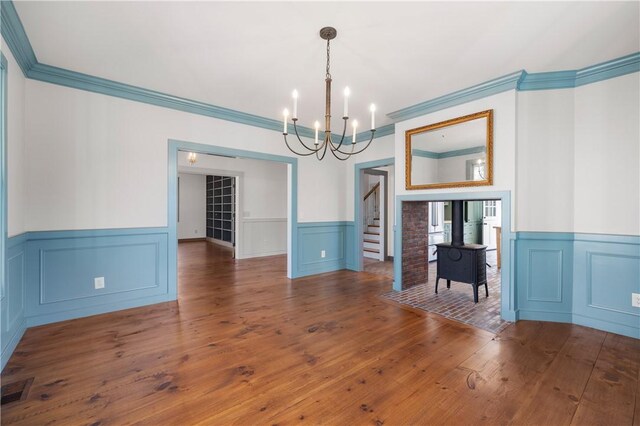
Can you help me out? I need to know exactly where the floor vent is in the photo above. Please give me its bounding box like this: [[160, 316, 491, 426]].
[[1, 377, 34, 405]]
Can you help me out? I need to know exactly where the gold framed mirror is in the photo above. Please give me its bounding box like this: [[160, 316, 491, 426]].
[[405, 109, 493, 190]]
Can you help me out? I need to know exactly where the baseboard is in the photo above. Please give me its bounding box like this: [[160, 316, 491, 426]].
[[386, 255, 394, 261], [1, 318, 27, 371], [25, 293, 176, 328], [516, 309, 573, 324], [206, 237, 234, 248], [237, 250, 286, 260], [571, 313, 639, 339]]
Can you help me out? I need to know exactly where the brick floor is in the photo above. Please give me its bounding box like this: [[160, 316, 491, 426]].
[[373, 250, 510, 334]]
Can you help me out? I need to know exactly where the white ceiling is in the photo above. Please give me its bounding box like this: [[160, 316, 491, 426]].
[[15, 1, 640, 127], [412, 117, 486, 152]]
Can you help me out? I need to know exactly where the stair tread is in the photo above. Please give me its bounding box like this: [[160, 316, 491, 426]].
[[363, 239, 380, 244], [368, 224, 380, 227], [364, 231, 380, 235], [363, 247, 380, 253]]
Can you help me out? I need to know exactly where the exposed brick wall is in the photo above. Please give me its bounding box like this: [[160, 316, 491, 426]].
[[402, 201, 429, 289]]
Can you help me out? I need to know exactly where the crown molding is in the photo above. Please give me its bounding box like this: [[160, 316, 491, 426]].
[[27, 62, 319, 139], [2, 0, 639, 138], [387, 71, 525, 122], [518, 70, 577, 91], [0, 0, 37, 75], [574, 52, 640, 87], [412, 145, 485, 160], [518, 52, 640, 91]]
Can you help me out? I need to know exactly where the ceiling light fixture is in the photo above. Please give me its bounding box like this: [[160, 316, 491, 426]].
[[283, 27, 376, 161], [188, 152, 197, 165]]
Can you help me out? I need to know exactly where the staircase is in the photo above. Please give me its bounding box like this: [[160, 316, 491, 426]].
[[363, 218, 382, 259], [363, 181, 384, 260]]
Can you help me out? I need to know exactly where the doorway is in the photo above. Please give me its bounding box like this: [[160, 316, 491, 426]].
[[361, 165, 395, 278], [353, 158, 395, 276], [387, 197, 507, 333], [392, 191, 514, 323], [168, 140, 298, 293]]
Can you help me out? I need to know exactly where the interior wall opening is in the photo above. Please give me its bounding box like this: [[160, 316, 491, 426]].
[[360, 165, 395, 278], [175, 149, 290, 294], [388, 197, 508, 333]]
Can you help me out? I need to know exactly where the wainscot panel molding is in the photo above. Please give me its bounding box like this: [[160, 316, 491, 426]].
[[515, 232, 640, 339], [515, 233, 574, 316], [573, 234, 640, 339], [344, 222, 357, 271], [238, 218, 287, 259], [17, 228, 172, 329], [1, 233, 27, 370], [297, 222, 351, 277]]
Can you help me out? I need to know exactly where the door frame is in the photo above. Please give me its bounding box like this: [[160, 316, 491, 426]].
[[168, 139, 299, 295], [394, 191, 515, 321], [353, 158, 395, 271], [362, 169, 388, 260]]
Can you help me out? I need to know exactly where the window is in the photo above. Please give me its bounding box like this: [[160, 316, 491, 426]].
[[484, 200, 497, 218]]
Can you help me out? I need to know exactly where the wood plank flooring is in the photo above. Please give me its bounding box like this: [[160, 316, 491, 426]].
[[1, 241, 638, 425]]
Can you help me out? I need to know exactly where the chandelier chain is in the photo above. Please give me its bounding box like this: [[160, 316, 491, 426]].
[[326, 38, 331, 79], [283, 26, 376, 161]]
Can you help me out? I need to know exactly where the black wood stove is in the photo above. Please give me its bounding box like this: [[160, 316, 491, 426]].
[[435, 201, 488, 303]]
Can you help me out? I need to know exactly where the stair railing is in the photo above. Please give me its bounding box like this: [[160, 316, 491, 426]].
[[363, 182, 380, 226]]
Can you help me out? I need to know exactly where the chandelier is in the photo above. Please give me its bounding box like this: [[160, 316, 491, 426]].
[[282, 27, 376, 160], [187, 152, 197, 165]]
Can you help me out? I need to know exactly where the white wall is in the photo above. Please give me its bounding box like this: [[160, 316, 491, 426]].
[[436, 152, 482, 183], [395, 91, 517, 231], [178, 152, 288, 219], [177, 172, 205, 239], [516, 73, 640, 236], [411, 156, 439, 184], [177, 152, 288, 258], [24, 79, 347, 231], [1, 38, 27, 237], [574, 73, 640, 236], [516, 89, 575, 232]]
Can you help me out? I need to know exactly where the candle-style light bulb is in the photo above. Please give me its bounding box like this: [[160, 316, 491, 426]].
[[283, 108, 289, 134], [314, 120, 320, 145], [343, 87, 350, 118], [292, 90, 299, 119], [352, 120, 358, 144], [369, 104, 376, 130]]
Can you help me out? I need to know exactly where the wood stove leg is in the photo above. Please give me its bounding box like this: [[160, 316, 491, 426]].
[[473, 285, 479, 303], [485, 282, 489, 298], [435, 277, 439, 294], [446, 280, 450, 289]]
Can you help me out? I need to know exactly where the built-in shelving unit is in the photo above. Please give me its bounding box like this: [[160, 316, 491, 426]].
[[206, 175, 235, 245]]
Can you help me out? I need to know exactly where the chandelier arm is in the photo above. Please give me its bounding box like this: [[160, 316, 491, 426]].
[[328, 117, 348, 152], [283, 133, 321, 156], [316, 135, 329, 161], [329, 141, 355, 161], [293, 119, 323, 152], [332, 130, 377, 155]]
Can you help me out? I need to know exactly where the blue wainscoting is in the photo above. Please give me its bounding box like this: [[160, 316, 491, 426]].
[[516, 232, 640, 339], [516, 233, 574, 322], [297, 222, 351, 277], [572, 234, 640, 338], [23, 228, 172, 327], [1, 233, 27, 370], [344, 222, 357, 271]]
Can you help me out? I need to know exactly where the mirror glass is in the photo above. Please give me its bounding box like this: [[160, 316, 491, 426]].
[[405, 110, 493, 190]]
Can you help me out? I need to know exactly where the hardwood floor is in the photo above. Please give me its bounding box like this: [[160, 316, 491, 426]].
[[1, 241, 638, 425]]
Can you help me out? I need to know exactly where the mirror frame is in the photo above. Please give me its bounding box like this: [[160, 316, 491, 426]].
[[405, 109, 493, 190]]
